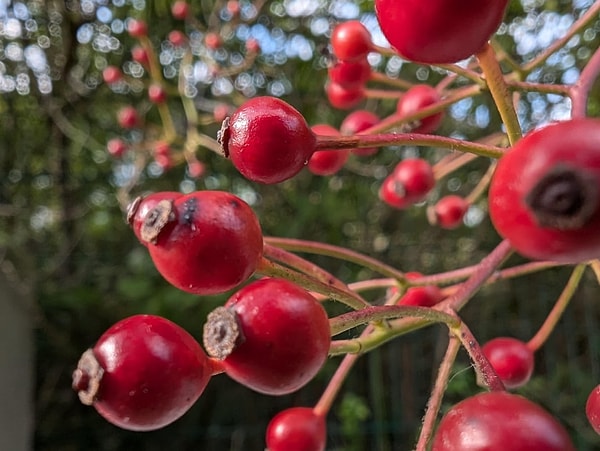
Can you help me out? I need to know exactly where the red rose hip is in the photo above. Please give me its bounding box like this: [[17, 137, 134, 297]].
[[203, 278, 331, 395], [481, 337, 534, 389], [586, 384, 600, 435], [142, 190, 263, 295], [72, 314, 213, 431], [308, 124, 349, 176], [330, 21, 372, 62], [396, 84, 445, 134], [266, 407, 327, 451]]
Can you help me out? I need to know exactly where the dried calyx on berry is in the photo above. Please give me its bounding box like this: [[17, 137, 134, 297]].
[[203, 306, 243, 360]]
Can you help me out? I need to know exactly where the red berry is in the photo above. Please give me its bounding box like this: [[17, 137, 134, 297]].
[[218, 96, 317, 184], [127, 191, 183, 245], [325, 82, 364, 110], [213, 103, 230, 122], [430, 195, 469, 229], [154, 140, 171, 157], [72, 314, 213, 431], [204, 32, 222, 50], [489, 118, 600, 263], [127, 18, 148, 38], [397, 272, 443, 307], [308, 124, 349, 176], [131, 45, 150, 66], [117, 106, 140, 129], [203, 278, 331, 395], [266, 407, 327, 451], [102, 66, 122, 84], [481, 337, 534, 389], [187, 160, 205, 178], [226, 0, 240, 16], [375, 0, 509, 64], [328, 58, 371, 89], [148, 83, 167, 104], [331, 21, 372, 62], [432, 391, 574, 450], [396, 84, 444, 134], [379, 158, 435, 209], [143, 191, 263, 295], [168, 30, 187, 47], [245, 38, 260, 53], [340, 110, 380, 156], [106, 138, 128, 158], [171, 1, 190, 20], [586, 384, 600, 435]]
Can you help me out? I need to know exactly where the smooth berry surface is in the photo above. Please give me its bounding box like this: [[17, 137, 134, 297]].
[[127, 18, 148, 38], [432, 391, 575, 450], [586, 384, 600, 435], [325, 82, 364, 110], [117, 106, 139, 129], [481, 337, 534, 389], [219, 96, 317, 184], [106, 138, 128, 158], [489, 118, 600, 263], [379, 158, 435, 209], [328, 58, 371, 89], [102, 66, 122, 84], [171, 1, 190, 19], [396, 84, 444, 134], [72, 314, 212, 431], [308, 124, 349, 176], [209, 278, 331, 395], [145, 190, 263, 295], [432, 195, 469, 229], [266, 407, 327, 451], [397, 272, 443, 307], [375, 0, 509, 64], [330, 20, 372, 62]]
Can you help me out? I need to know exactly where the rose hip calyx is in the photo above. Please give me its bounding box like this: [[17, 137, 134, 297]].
[[72, 349, 103, 405], [203, 306, 243, 360]]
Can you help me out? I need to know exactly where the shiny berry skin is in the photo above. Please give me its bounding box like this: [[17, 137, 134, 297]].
[[481, 337, 534, 389], [331, 21, 372, 62], [375, 0, 509, 64], [148, 84, 167, 104], [432, 391, 575, 450], [102, 66, 122, 84], [218, 96, 317, 184], [127, 191, 183, 245], [131, 45, 150, 66], [396, 84, 444, 134], [489, 118, 600, 263], [117, 106, 140, 129], [127, 18, 148, 38], [308, 124, 349, 176], [397, 272, 443, 307], [328, 58, 371, 89], [168, 30, 187, 47], [430, 195, 469, 229], [586, 384, 600, 435], [203, 278, 331, 395], [171, 1, 190, 20], [325, 82, 364, 110], [204, 32, 222, 50], [340, 110, 380, 156], [143, 190, 263, 295], [379, 158, 435, 209], [266, 407, 327, 451], [72, 315, 213, 431], [106, 138, 128, 158]]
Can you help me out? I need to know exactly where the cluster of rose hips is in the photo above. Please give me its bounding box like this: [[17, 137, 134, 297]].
[[74, 0, 600, 449]]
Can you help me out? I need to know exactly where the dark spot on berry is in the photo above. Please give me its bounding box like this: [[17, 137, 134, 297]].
[[181, 197, 198, 228]]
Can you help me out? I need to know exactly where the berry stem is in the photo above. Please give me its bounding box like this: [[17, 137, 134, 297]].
[[571, 43, 600, 118], [475, 43, 522, 145], [264, 237, 407, 281], [415, 334, 461, 451], [506, 80, 571, 96], [369, 71, 414, 90], [465, 159, 497, 204], [256, 257, 369, 310], [527, 264, 586, 352]]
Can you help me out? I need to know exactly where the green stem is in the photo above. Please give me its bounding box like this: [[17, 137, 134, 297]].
[[527, 264, 586, 352], [476, 43, 522, 145]]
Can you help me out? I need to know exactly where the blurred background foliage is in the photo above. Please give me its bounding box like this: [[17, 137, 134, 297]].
[[1, 0, 600, 449]]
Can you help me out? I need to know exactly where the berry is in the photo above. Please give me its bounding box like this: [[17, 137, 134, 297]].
[[325, 82, 364, 110], [127, 18, 148, 38], [106, 138, 128, 158], [340, 110, 380, 156], [397, 272, 443, 307], [308, 124, 349, 176], [226, 1, 240, 16], [489, 118, 600, 263], [203, 278, 331, 395], [218, 96, 317, 184], [379, 158, 435, 209], [586, 384, 600, 435], [204, 32, 222, 50], [154, 140, 171, 157], [396, 84, 444, 134], [148, 83, 167, 104], [245, 38, 260, 53], [266, 407, 327, 451], [127, 191, 183, 245], [142, 191, 263, 295], [375, 0, 509, 64], [481, 337, 534, 389], [171, 1, 190, 20], [131, 45, 150, 66], [328, 58, 371, 89], [102, 66, 122, 84], [168, 30, 187, 47], [430, 195, 469, 229], [117, 106, 140, 129], [187, 160, 205, 178], [72, 314, 213, 431], [331, 21, 372, 62], [432, 392, 574, 450]]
